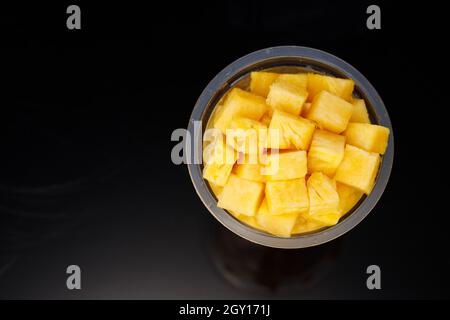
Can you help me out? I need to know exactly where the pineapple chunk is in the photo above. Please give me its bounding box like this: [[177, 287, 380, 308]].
[[351, 98, 371, 123], [334, 145, 381, 194], [307, 172, 340, 217], [265, 178, 309, 215], [256, 199, 298, 237], [260, 112, 272, 127], [307, 129, 346, 176], [203, 162, 235, 187], [203, 138, 237, 186], [336, 182, 364, 216], [292, 218, 326, 234], [238, 214, 264, 231], [233, 162, 265, 182], [209, 182, 223, 198], [344, 123, 390, 154], [218, 174, 264, 216], [227, 117, 267, 155], [309, 213, 340, 226], [250, 71, 279, 97], [267, 109, 316, 150], [277, 73, 308, 88], [264, 150, 307, 180], [307, 73, 354, 101], [228, 209, 240, 218], [266, 78, 309, 115], [214, 88, 268, 132], [307, 90, 353, 133], [301, 102, 312, 117]]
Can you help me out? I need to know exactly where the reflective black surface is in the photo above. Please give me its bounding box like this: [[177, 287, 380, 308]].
[[0, 1, 448, 299]]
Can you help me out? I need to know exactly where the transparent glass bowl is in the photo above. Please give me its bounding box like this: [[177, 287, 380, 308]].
[[187, 46, 394, 248]]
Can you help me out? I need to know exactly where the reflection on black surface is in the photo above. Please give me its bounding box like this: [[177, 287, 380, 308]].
[[208, 224, 342, 294], [0, 104, 142, 277]]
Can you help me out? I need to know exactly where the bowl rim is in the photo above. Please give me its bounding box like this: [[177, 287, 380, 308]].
[[187, 46, 394, 249]]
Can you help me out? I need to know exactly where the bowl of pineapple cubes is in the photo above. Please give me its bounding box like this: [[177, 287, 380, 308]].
[[188, 46, 393, 248]]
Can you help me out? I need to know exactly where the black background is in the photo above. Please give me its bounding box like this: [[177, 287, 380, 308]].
[[0, 1, 448, 299]]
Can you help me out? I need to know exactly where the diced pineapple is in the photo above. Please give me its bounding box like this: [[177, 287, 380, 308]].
[[214, 88, 268, 132], [264, 150, 307, 180], [256, 199, 298, 237], [226, 117, 267, 155], [228, 209, 240, 218], [229, 117, 266, 131], [277, 73, 308, 88], [203, 162, 235, 187], [238, 214, 265, 231], [309, 213, 340, 226], [203, 137, 237, 186], [250, 71, 280, 97], [267, 109, 316, 150], [292, 218, 326, 234], [233, 162, 265, 182], [307, 73, 354, 101], [209, 182, 223, 198], [301, 102, 312, 117], [344, 123, 390, 154], [336, 182, 364, 216], [265, 178, 309, 215], [206, 70, 388, 238], [351, 98, 371, 123], [307, 90, 353, 133], [307, 172, 340, 218], [307, 129, 346, 176], [266, 78, 309, 115], [260, 112, 272, 127], [334, 145, 381, 194], [218, 174, 264, 216], [202, 129, 225, 164]]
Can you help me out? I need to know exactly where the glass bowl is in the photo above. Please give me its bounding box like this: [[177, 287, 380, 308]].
[[187, 46, 394, 248]]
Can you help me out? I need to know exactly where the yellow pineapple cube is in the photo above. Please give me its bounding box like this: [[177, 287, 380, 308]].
[[277, 73, 308, 88], [238, 214, 264, 231], [228, 209, 240, 218], [265, 178, 309, 215], [292, 218, 326, 234], [266, 78, 309, 115], [250, 71, 279, 97], [267, 109, 316, 150], [203, 162, 235, 187], [260, 112, 272, 127], [256, 199, 298, 237], [309, 214, 340, 226], [307, 73, 354, 101], [264, 150, 307, 180], [226, 117, 267, 155], [307, 90, 353, 133], [336, 182, 364, 216], [307, 172, 340, 217], [301, 102, 312, 117], [233, 162, 265, 182], [307, 129, 346, 176], [213, 88, 268, 132], [334, 145, 381, 194], [344, 123, 390, 154], [218, 174, 264, 216], [351, 98, 370, 123], [208, 182, 223, 198], [203, 137, 237, 186]]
